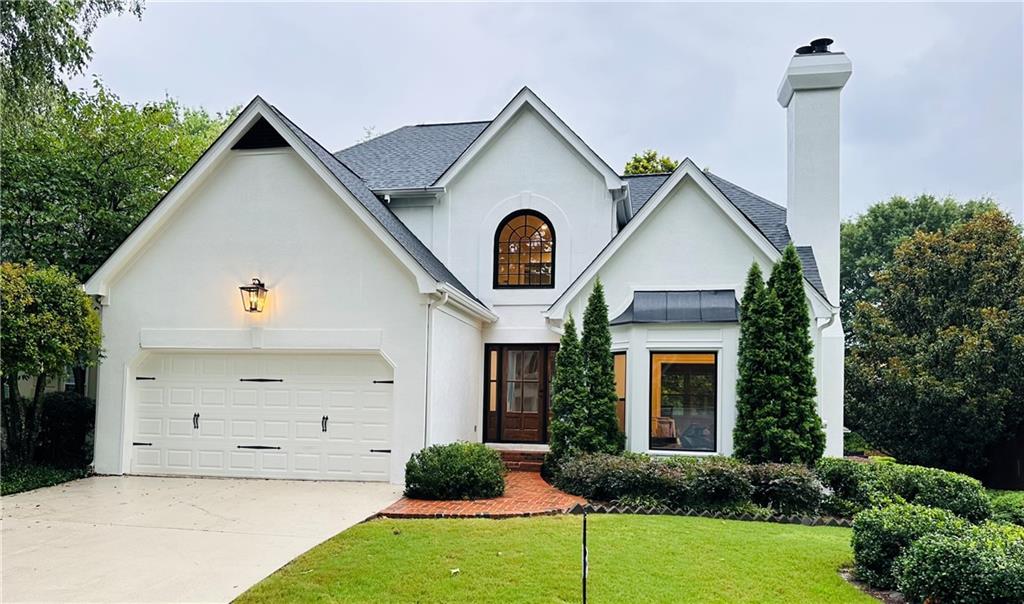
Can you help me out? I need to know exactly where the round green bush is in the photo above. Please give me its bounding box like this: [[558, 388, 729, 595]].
[[404, 442, 506, 500], [852, 503, 967, 589], [747, 463, 823, 515], [990, 491, 1024, 527], [895, 522, 1024, 604], [872, 463, 992, 522]]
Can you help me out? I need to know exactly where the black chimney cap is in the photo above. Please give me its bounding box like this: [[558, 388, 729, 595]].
[[795, 37, 835, 55]]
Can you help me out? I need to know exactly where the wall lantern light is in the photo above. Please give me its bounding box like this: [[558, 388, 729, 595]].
[[239, 278, 268, 313]]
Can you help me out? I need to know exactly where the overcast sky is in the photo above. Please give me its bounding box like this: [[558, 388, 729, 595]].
[[70, 2, 1023, 220]]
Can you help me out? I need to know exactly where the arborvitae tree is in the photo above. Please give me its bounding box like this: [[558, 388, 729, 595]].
[[768, 244, 825, 464], [548, 314, 589, 461], [580, 278, 626, 453], [733, 263, 790, 462]]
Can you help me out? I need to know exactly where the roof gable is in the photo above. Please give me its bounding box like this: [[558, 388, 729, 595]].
[[434, 87, 623, 190], [85, 97, 489, 317], [547, 159, 834, 319]]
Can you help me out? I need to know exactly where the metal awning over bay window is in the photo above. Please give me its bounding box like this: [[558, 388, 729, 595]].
[[609, 290, 739, 325]]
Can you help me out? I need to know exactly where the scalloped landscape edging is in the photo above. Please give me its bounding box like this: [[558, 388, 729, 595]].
[[570, 502, 854, 527]]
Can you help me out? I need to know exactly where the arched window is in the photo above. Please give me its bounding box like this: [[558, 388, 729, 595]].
[[494, 210, 555, 288]]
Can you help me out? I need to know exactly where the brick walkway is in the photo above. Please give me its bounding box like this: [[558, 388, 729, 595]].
[[379, 472, 585, 519]]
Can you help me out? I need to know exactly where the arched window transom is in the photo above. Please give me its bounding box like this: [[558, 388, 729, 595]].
[[494, 210, 555, 288]]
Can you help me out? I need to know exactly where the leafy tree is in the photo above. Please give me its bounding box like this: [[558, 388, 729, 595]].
[[840, 194, 998, 341], [734, 262, 789, 462], [1, 80, 237, 280], [1, 0, 142, 116], [549, 314, 589, 461], [846, 210, 1024, 475], [1, 263, 102, 463], [768, 244, 825, 463], [580, 279, 626, 453], [623, 149, 680, 175]]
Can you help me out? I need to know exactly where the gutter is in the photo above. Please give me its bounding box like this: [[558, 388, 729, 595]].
[[375, 186, 446, 200], [423, 291, 448, 449], [437, 283, 498, 323]]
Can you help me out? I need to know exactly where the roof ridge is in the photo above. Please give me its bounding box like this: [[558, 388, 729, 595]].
[[413, 120, 491, 127], [332, 124, 413, 156], [622, 172, 674, 178]]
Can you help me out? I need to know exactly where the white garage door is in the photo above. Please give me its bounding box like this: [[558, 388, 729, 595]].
[[130, 352, 393, 481]]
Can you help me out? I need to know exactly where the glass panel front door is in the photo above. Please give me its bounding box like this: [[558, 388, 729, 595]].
[[484, 344, 556, 443]]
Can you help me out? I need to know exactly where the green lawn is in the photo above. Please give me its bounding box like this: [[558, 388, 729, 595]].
[[237, 515, 873, 604], [0, 464, 88, 496]]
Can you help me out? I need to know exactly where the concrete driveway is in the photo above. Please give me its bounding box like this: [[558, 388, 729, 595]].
[[1, 475, 401, 603]]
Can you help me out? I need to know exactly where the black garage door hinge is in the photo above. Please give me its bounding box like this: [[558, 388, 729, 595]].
[[372, 380, 393, 384], [132, 442, 153, 446], [237, 445, 282, 450], [369, 448, 392, 454], [239, 378, 284, 383], [135, 376, 156, 381]]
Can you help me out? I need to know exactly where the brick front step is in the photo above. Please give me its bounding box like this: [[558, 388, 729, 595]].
[[498, 449, 546, 473]]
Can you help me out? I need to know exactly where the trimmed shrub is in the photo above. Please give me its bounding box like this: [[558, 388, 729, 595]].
[[895, 522, 1024, 604], [36, 391, 95, 469], [872, 463, 991, 522], [991, 491, 1024, 527], [747, 463, 823, 515], [816, 458, 874, 516], [404, 442, 506, 500], [814, 459, 992, 521], [660, 456, 753, 510], [555, 453, 657, 502], [852, 504, 967, 589]]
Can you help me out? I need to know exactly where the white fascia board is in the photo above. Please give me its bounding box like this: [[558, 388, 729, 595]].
[[545, 159, 835, 319], [437, 283, 498, 323], [434, 87, 623, 190], [86, 97, 442, 301]]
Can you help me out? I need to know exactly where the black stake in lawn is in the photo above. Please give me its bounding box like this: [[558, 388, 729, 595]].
[[582, 506, 588, 603]]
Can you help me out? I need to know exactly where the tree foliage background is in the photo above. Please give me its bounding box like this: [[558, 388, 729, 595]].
[[1, 81, 236, 279], [840, 194, 997, 342], [623, 149, 680, 175], [845, 210, 1024, 475]]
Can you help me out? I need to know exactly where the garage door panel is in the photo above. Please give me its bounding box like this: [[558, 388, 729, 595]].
[[263, 420, 290, 439], [131, 353, 393, 481]]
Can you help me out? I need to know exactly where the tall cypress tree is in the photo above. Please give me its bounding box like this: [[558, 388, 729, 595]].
[[768, 244, 825, 464], [580, 278, 626, 453], [733, 263, 790, 462], [549, 314, 589, 461]]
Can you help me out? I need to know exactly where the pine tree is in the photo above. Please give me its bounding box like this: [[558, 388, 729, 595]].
[[733, 263, 790, 462], [580, 279, 626, 453], [548, 314, 589, 461], [768, 244, 825, 464]]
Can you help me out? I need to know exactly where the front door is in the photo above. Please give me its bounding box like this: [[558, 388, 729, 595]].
[[484, 344, 557, 443]]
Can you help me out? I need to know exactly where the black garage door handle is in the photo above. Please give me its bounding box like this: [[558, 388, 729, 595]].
[[237, 445, 282, 450]]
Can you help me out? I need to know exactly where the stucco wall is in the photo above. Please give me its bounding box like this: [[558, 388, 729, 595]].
[[438, 106, 615, 343], [93, 147, 430, 482], [562, 176, 841, 456], [427, 304, 484, 445]]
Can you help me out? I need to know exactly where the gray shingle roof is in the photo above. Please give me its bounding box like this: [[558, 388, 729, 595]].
[[334, 121, 490, 189], [623, 171, 826, 300], [336, 121, 827, 303], [268, 106, 480, 303]]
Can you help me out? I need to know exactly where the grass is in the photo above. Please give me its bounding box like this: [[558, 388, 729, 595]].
[[237, 514, 874, 604], [0, 464, 89, 496]]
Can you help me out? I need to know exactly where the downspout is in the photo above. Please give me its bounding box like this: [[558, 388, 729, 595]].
[[423, 291, 449, 449]]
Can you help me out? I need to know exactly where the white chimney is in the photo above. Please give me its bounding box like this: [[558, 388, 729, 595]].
[[777, 38, 852, 305]]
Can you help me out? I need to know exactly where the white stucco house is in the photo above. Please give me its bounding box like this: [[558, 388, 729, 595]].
[[85, 40, 851, 484]]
